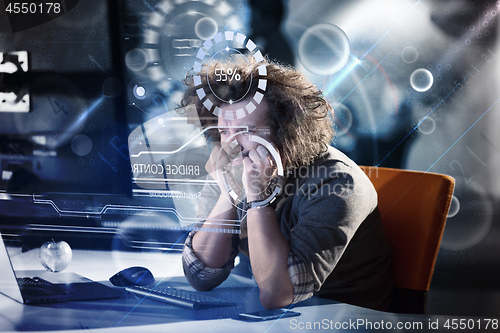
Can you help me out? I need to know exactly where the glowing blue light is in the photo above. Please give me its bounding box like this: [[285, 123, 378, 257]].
[[324, 56, 361, 96]]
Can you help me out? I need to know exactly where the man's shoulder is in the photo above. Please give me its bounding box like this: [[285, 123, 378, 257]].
[[293, 146, 367, 184], [286, 146, 377, 209], [317, 146, 357, 168]]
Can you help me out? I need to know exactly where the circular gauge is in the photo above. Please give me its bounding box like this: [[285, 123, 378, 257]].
[[192, 31, 267, 119], [206, 47, 253, 104], [133, 85, 147, 100], [133, 0, 245, 105], [216, 131, 284, 211]]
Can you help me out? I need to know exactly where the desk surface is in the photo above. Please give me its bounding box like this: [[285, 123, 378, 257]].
[[1, 248, 497, 333]]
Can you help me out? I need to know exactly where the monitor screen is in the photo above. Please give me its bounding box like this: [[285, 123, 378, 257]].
[[0, 0, 135, 247], [0, 0, 248, 250]]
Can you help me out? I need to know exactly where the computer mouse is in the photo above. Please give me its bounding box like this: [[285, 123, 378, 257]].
[[109, 266, 155, 287]]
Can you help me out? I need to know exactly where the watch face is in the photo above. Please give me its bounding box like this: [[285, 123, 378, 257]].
[[217, 132, 284, 211]]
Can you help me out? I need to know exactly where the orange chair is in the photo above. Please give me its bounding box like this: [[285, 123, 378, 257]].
[[359, 166, 455, 314]]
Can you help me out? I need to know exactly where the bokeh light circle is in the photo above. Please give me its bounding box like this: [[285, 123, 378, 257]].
[[447, 195, 460, 218], [125, 48, 149, 72], [401, 46, 418, 63], [331, 103, 353, 136], [418, 116, 436, 135], [194, 17, 218, 40], [71, 134, 93, 156], [141, 238, 164, 261], [441, 181, 493, 250], [298, 23, 350, 75], [111, 214, 186, 277], [410, 68, 434, 92]]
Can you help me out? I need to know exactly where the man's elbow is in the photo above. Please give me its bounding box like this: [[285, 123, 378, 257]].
[[259, 290, 294, 310]]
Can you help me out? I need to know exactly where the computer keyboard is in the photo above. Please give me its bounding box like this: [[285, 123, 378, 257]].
[[126, 285, 237, 310], [17, 277, 73, 297]]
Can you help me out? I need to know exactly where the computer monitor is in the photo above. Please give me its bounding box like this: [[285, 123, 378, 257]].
[[0, 0, 250, 250], [0, 0, 133, 246]]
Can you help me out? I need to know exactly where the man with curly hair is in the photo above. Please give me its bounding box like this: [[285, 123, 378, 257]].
[[180, 56, 393, 311]]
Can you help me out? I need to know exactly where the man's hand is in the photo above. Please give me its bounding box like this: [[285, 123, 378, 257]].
[[242, 145, 277, 202], [205, 142, 239, 196]]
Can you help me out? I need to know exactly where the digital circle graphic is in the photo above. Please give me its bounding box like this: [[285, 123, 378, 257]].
[[194, 17, 218, 40], [127, 77, 153, 106], [298, 23, 351, 75], [125, 48, 149, 72], [410, 68, 434, 92], [192, 31, 267, 119], [207, 48, 252, 104], [71, 134, 93, 156], [401, 46, 419, 63], [134, 85, 147, 100]]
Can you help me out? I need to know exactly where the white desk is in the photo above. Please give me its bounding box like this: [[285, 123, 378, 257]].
[[1, 248, 496, 332]]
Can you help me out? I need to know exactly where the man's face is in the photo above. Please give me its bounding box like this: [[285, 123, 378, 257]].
[[217, 99, 274, 164]]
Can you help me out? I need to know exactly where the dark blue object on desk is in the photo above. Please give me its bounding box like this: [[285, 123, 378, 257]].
[[109, 266, 155, 287]]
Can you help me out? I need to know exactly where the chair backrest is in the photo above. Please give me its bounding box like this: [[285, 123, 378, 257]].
[[360, 166, 455, 313]]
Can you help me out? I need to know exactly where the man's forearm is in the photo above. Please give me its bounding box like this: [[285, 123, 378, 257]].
[[192, 195, 237, 268], [246, 206, 294, 309]]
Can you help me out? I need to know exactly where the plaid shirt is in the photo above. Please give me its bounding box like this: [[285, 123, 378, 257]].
[[183, 231, 314, 303]]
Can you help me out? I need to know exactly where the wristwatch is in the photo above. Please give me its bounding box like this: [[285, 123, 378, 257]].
[[244, 182, 283, 210]]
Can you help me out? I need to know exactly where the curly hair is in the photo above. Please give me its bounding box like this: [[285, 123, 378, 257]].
[[180, 55, 334, 171]]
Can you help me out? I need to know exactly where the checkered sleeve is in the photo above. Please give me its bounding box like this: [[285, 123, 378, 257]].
[[288, 252, 314, 304], [182, 231, 228, 280]]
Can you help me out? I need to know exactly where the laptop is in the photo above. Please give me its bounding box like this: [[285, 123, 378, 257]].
[[0, 232, 124, 304]]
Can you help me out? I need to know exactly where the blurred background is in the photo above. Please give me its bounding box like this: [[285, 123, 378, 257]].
[[1, 0, 499, 317]]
